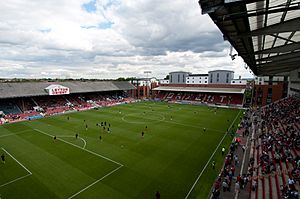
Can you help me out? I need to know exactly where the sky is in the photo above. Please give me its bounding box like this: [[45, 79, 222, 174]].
[[0, 0, 253, 79]]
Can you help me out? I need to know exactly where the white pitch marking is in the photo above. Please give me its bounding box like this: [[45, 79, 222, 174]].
[[0, 148, 32, 188], [0, 173, 31, 188], [184, 110, 241, 199], [67, 165, 123, 199], [57, 135, 87, 149], [33, 128, 124, 198], [1, 147, 32, 175], [33, 129, 123, 166], [121, 113, 165, 124]]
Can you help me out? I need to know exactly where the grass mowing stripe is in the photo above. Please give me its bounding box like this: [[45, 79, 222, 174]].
[[121, 111, 225, 133], [0, 129, 32, 138], [33, 129, 123, 166], [1, 147, 32, 175], [0, 102, 242, 198], [120, 103, 236, 132], [184, 110, 241, 199], [68, 165, 123, 199], [121, 113, 166, 124], [0, 147, 33, 188], [0, 173, 31, 188], [162, 120, 224, 133], [33, 128, 125, 198]]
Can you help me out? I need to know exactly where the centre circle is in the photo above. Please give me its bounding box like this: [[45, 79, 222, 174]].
[[122, 112, 165, 124]]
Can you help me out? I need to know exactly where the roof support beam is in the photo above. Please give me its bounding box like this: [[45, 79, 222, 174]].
[[261, 0, 269, 53], [222, 3, 300, 21], [256, 60, 300, 72], [198, 0, 223, 14], [258, 64, 300, 75], [282, 31, 296, 46], [255, 42, 300, 54], [256, 60, 300, 71], [198, 0, 300, 76], [258, 63, 298, 72], [269, 34, 297, 44], [281, 0, 293, 22], [257, 51, 300, 62], [241, 18, 300, 37], [267, 0, 293, 58], [224, 0, 264, 4]]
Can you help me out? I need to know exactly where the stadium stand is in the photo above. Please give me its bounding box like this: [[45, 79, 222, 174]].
[[153, 86, 245, 106], [0, 81, 135, 123], [211, 96, 300, 199], [65, 94, 93, 110], [0, 100, 22, 115], [198, 0, 300, 198], [211, 109, 252, 199], [246, 96, 300, 199]]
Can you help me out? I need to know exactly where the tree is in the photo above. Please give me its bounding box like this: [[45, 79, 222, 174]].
[[116, 77, 126, 81], [116, 77, 136, 81], [125, 77, 136, 81]]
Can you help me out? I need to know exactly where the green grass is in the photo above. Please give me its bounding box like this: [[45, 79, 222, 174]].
[[0, 102, 242, 199]]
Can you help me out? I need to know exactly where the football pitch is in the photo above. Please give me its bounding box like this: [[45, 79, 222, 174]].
[[0, 102, 242, 199]]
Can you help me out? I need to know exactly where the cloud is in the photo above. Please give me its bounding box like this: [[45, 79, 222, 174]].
[[0, 0, 253, 79]]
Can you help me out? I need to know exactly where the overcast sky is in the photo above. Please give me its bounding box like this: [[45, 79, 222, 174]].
[[0, 0, 253, 79]]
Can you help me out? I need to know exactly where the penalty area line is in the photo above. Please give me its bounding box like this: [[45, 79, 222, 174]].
[[184, 110, 241, 199], [33, 129, 123, 166], [67, 165, 123, 199], [0, 173, 31, 188], [1, 147, 32, 175], [0, 147, 32, 188], [33, 129, 125, 198]]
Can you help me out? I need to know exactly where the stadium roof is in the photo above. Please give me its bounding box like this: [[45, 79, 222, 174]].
[[0, 81, 135, 99], [188, 74, 208, 76], [199, 0, 300, 75], [169, 71, 191, 74], [153, 86, 245, 94], [208, 70, 234, 73]]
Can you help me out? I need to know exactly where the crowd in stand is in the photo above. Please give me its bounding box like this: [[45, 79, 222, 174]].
[[155, 91, 244, 106], [248, 96, 299, 199], [0, 92, 134, 124], [211, 96, 300, 199], [254, 96, 300, 199], [211, 110, 252, 199]]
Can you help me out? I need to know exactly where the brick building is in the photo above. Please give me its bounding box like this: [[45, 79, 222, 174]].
[[252, 76, 288, 106]]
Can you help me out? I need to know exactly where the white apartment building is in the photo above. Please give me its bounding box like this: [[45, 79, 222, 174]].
[[186, 74, 209, 84], [255, 76, 285, 85], [159, 79, 169, 84]]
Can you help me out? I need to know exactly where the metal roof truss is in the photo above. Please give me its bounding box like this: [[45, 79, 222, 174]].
[[199, 0, 300, 75]]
